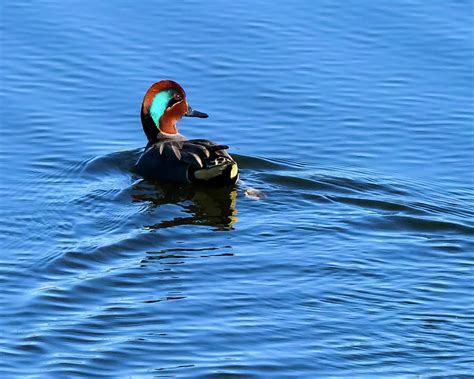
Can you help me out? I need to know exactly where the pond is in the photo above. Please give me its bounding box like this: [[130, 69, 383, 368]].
[[1, 0, 473, 377]]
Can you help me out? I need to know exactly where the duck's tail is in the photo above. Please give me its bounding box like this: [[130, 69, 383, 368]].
[[191, 157, 239, 186]]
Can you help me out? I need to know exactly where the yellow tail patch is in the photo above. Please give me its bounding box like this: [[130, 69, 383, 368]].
[[230, 163, 239, 179]]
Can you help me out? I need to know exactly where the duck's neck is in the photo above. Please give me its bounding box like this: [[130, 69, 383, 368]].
[[141, 109, 179, 144], [158, 117, 179, 135]]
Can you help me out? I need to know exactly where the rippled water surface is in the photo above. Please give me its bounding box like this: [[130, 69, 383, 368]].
[[1, 1, 473, 377]]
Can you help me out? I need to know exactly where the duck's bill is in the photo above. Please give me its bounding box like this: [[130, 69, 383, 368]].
[[185, 106, 208, 118]]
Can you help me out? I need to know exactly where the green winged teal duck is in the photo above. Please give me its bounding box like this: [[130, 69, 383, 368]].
[[136, 80, 239, 185]]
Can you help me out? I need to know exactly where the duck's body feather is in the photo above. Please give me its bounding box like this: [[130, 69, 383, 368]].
[[136, 134, 238, 185]]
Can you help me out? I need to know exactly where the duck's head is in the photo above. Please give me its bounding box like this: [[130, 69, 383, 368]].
[[141, 80, 208, 142]]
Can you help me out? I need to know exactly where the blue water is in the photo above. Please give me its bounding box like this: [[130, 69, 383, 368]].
[[1, 1, 473, 377]]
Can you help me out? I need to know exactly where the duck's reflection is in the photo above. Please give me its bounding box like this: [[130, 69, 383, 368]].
[[131, 180, 238, 230], [139, 246, 234, 269]]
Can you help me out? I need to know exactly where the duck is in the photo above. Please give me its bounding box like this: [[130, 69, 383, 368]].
[[135, 80, 239, 186]]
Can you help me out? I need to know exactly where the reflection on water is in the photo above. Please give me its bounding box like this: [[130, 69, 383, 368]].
[[131, 180, 238, 230], [141, 247, 234, 268]]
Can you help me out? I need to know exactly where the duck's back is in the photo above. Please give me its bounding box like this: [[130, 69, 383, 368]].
[[136, 137, 238, 185]]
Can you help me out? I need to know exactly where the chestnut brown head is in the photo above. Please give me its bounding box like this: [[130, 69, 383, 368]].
[[141, 80, 208, 142]]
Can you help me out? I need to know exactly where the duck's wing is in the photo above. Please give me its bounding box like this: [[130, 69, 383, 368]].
[[185, 139, 235, 166]]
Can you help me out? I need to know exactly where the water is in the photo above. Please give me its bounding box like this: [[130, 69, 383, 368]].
[[1, 0, 473, 377]]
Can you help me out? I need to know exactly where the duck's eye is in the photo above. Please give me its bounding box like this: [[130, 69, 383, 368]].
[[167, 97, 179, 109], [174, 93, 182, 100]]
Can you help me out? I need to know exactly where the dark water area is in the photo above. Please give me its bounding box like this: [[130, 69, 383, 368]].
[[1, 0, 473, 377]]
